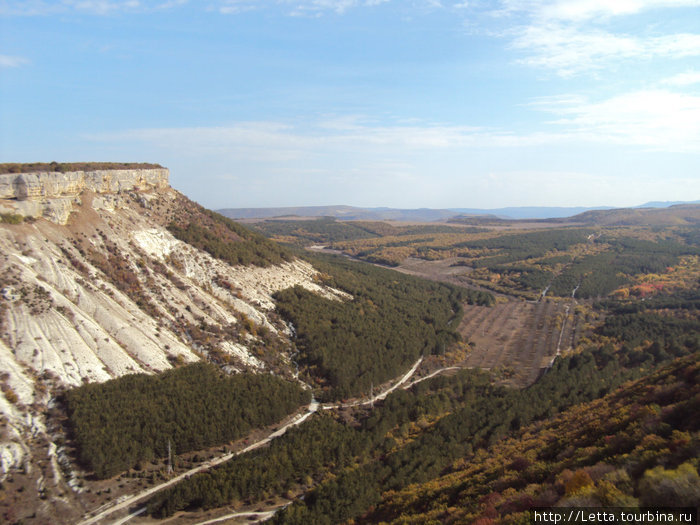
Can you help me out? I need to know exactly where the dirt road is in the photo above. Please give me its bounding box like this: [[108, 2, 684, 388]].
[[321, 356, 423, 410], [77, 358, 424, 525], [76, 402, 320, 525]]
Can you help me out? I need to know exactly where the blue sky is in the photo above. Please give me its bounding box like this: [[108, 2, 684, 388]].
[[1, 0, 699, 209]]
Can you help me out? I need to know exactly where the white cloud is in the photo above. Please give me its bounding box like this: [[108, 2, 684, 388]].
[[91, 90, 700, 162], [489, 0, 700, 76], [217, 0, 258, 14], [0, 1, 56, 15], [283, 0, 390, 16], [85, 116, 699, 208], [511, 24, 640, 75], [663, 70, 700, 86], [64, 1, 141, 14], [157, 0, 187, 8], [213, 0, 391, 16], [537, 90, 700, 152], [108, 119, 571, 154], [501, 0, 700, 22], [511, 25, 700, 76], [650, 33, 700, 58], [0, 54, 29, 67]]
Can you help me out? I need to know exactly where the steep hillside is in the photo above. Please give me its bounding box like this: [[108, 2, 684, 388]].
[[0, 166, 349, 522], [250, 290, 698, 525], [366, 353, 700, 524]]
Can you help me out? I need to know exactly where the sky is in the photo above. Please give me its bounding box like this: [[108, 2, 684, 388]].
[[1, 0, 699, 210]]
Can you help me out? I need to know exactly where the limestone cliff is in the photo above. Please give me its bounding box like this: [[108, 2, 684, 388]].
[[0, 168, 169, 224], [0, 166, 349, 522]]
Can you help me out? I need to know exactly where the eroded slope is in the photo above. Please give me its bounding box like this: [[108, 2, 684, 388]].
[[0, 170, 349, 523]]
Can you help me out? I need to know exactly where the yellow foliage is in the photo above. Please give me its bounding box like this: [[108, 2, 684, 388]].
[[565, 469, 594, 496], [612, 287, 630, 299]]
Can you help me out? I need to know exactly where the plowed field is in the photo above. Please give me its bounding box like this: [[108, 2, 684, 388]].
[[458, 298, 579, 387]]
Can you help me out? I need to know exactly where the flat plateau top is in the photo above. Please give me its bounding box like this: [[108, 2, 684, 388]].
[[0, 162, 164, 175]]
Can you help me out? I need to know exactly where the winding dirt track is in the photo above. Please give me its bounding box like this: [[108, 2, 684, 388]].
[[75, 403, 320, 525], [79, 290, 575, 525], [192, 509, 278, 525], [77, 358, 426, 525]]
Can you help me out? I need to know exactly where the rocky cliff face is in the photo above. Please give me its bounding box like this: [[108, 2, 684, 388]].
[[0, 168, 348, 522], [0, 168, 169, 224]]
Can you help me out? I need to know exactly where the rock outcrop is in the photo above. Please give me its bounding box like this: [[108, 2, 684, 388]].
[[0, 168, 169, 224], [0, 165, 352, 520]]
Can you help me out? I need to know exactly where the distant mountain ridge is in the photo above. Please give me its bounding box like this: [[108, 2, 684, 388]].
[[218, 200, 700, 221], [450, 206, 612, 219], [218, 205, 458, 222], [638, 200, 700, 208], [550, 203, 700, 226]]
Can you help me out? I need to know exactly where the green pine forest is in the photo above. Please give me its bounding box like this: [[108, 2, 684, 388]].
[[146, 288, 700, 521], [275, 254, 493, 400], [64, 363, 310, 479]]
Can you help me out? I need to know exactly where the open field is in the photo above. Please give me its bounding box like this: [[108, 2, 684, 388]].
[[391, 256, 505, 296], [457, 298, 579, 387], [360, 254, 581, 387]]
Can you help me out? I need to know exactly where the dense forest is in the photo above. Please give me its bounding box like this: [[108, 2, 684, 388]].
[[325, 222, 700, 299], [270, 311, 699, 524], [488, 243, 690, 299], [250, 217, 381, 245], [328, 226, 595, 268], [148, 369, 500, 518], [540, 235, 698, 298], [366, 353, 700, 523], [64, 363, 310, 479], [275, 253, 493, 400], [148, 294, 700, 520], [453, 228, 595, 266]]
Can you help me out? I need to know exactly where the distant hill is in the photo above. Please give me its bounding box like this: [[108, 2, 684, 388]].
[[218, 205, 458, 222], [637, 200, 700, 208], [552, 203, 700, 226], [219, 201, 700, 222], [449, 205, 613, 219], [219, 205, 601, 221]]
